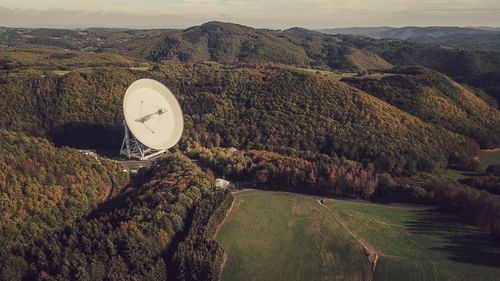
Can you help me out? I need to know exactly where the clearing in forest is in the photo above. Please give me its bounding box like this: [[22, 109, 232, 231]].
[[217, 191, 500, 281], [216, 192, 371, 281], [331, 200, 500, 281]]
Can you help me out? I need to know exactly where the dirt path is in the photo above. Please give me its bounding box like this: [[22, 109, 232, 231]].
[[315, 198, 379, 281]]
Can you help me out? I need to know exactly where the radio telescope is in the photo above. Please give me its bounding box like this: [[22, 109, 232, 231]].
[[120, 79, 183, 160]]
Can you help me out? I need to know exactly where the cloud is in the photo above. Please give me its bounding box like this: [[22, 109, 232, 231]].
[[0, 6, 210, 29]]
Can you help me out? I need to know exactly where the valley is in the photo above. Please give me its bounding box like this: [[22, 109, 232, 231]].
[[0, 20, 499, 281]]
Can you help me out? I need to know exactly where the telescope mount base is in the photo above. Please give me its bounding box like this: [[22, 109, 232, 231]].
[[120, 121, 166, 160]]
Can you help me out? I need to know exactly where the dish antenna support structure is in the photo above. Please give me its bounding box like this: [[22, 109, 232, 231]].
[[120, 79, 183, 160]]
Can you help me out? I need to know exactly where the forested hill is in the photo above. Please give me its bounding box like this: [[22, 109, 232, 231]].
[[320, 26, 500, 52], [146, 22, 500, 79], [0, 152, 231, 280], [3, 22, 500, 102], [149, 22, 313, 66], [2, 22, 500, 77], [0, 129, 128, 249], [147, 23, 393, 71], [0, 62, 479, 174], [344, 67, 500, 148]]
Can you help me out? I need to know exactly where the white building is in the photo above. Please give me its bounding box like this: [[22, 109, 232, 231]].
[[215, 178, 231, 189]]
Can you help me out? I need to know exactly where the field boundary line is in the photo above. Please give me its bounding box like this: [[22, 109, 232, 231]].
[[214, 195, 242, 281], [314, 198, 379, 281]]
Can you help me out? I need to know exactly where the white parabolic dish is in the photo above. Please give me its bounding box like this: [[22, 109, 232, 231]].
[[123, 79, 183, 150]]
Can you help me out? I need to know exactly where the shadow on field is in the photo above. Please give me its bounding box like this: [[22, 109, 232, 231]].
[[404, 209, 500, 268]]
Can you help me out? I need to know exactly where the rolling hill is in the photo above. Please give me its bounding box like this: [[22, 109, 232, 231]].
[[4, 22, 500, 79], [320, 26, 500, 52], [143, 22, 500, 102], [0, 61, 479, 174], [3, 22, 500, 107], [0, 152, 226, 281], [0, 129, 128, 249], [344, 67, 500, 148]]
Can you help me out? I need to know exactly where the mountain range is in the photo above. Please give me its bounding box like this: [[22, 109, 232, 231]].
[[320, 26, 500, 51], [2, 22, 500, 105]]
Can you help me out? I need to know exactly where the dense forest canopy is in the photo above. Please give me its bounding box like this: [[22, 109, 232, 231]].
[[0, 129, 128, 249], [0, 153, 230, 281], [343, 67, 500, 148], [0, 61, 482, 174], [2, 22, 500, 108]]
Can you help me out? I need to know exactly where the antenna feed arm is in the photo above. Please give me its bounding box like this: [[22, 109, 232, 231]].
[[134, 108, 167, 123]]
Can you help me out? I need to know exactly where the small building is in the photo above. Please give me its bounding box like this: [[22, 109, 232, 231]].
[[215, 178, 231, 189]]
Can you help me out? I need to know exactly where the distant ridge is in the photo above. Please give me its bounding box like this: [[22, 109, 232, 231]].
[[318, 26, 393, 36], [319, 26, 500, 51], [2, 21, 500, 101]]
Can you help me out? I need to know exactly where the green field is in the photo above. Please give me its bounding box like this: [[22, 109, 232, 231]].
[[331, 200, 500, 281], [446, 148, 500, 179], [217, 191, 500, 281], [444, 169, 478, 180], [478, 149, 500, 171], [216, 192, 371, 281], [297, 67, 393, 81]]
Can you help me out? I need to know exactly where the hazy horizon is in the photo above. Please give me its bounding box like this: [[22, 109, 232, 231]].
[[1, 0, 500, 29], [1, 21, 500, 31]]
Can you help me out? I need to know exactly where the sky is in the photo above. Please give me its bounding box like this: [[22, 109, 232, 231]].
[[0, 0, 499, 29]]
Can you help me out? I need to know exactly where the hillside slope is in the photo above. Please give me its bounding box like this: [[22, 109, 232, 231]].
[[344, 67, 500, 148], [0, 153, 220, 280], [320, 26, 500, 52], [149, 22, 312, 66], [331, 199, 500, 281], [158, 62, 477, 173], [0, 129, 128, 249], [144, 23, 500, 99], [0, 61, 479, 174], [3, 22, 500, 89]]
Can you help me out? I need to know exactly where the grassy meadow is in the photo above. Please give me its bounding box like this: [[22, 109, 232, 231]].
[[331, 200, 500, 281], [216, 192, 371, 281], [446, 148, 500, 179], [217, 191, 500, 281], [478, 149, 500, 171], [297, 67, 394, 81]]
